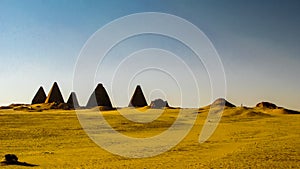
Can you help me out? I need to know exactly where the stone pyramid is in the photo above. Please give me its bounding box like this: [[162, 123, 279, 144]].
[[86, 83, 113, 108], [45, 82, 65, 104], [128, 85, 148, 107], [31, 86, 46, 104], [67, 92, 80, 109]]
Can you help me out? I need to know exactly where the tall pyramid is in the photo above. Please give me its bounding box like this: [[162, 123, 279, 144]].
[[86, 83, 113, 108], [31, 86, 46, 104], [45, 82, 65, 104], [67, 92, 80, 109], [128, 85, 148, 107]]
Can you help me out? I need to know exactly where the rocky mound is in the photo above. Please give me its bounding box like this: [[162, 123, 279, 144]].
[[221, 107, 271, 118], [256, 102, 277, 109], [0, 104, 25, 109], [211, 98, 236, 108], [1, 154, 38, 166], [128, 85, 148, 107], [150, 99, 169, 109], [269, 107, 300, 114]]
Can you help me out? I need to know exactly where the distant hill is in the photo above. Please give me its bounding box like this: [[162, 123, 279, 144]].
[[211, 98, 236, 108], [198, 99, 299, 117]]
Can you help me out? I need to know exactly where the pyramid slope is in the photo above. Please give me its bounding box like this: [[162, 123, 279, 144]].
[[128, 85, 148, 107], [86, 83, 113, 108], [31, 86, 46, 104], [45, 82, 65, 104], [67, 92, 80, 109]]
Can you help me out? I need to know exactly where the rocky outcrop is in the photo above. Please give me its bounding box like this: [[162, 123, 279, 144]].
[[256, 102, 277, 109], [150, 99, 169, 109]]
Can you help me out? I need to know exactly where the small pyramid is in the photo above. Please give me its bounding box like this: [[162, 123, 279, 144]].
[[45, 82, 65, 104], [128, 85, 148, 107], [67, 92, 80, 109], [86, 83, 113, 108], [31, 86, 46, 104]]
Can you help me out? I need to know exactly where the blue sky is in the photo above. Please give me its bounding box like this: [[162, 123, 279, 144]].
[[0, 0, 299, 109]]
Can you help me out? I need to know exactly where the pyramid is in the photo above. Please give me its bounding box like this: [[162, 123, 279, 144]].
[[31, 86, 46, 104], [67, 92, 80, 109], [45, 82, 65, 104], [86, 83, 113, 108], [128, 85, 148, 107]]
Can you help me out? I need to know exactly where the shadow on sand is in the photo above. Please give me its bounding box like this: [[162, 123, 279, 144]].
[[1, 154, 38, 167], [1, 161, 39, 167]]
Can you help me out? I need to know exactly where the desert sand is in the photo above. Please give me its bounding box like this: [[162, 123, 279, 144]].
[[0, 104, 299, 168]]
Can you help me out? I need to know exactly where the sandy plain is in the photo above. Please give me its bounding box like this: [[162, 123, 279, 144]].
[[0, 106, 299, 168]]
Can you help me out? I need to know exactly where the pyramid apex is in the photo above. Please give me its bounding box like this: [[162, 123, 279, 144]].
[[96, 83, 103, 87]]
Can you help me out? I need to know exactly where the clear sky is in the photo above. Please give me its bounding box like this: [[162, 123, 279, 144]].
[[0, 0, 299, 109]]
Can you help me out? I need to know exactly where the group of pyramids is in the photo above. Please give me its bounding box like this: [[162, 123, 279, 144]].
[[31, 82, 167, 109], [31, 82, 80, 109]]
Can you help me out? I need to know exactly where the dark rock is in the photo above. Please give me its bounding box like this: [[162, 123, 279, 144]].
[[4, 154, 18, 163], [256, 102, 277, 109], [57, 103, 70, 110], [150, 99, 169, 109], [1, 154, 38, 166]]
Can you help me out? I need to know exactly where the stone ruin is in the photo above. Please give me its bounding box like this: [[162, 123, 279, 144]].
[[150, 99, 169, 109]]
